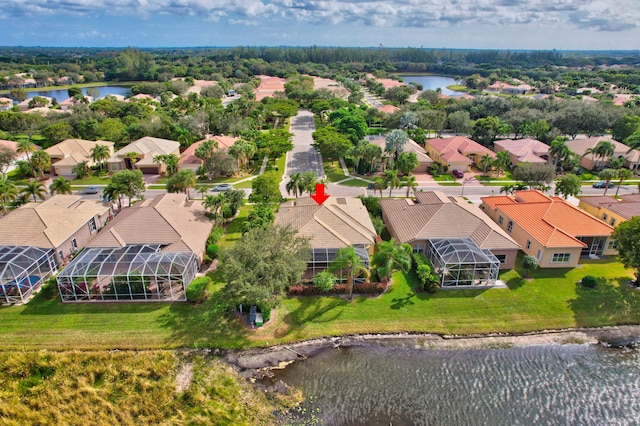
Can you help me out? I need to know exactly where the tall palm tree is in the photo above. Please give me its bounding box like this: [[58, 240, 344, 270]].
[[493, 151, 511, 177], [401, 174, 418, 198], [286, 172, 304, 197], [614, 168, 633, 197], [167, 169, 197, 199], [300, 170, 318, 195], [0, 173, 18, 214], [17, 139, 36, 164], [584, 140, 615, 171], [90, 144, 111, 172], [103, 182, 125, 210], [371, 239, 412, 282], [21, 179, 47, 203], [329, 246, 370, 300], [598, 168, 616, 196], [203, 194, 225, 225], [549, 137, 570, 172], [49, 176, 72, 196], [478, 154, 494, 176], [383, 169, 401, 197]]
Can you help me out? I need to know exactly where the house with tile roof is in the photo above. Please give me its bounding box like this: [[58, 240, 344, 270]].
[[565, 136, 640, 172], [368, 136, 433, 173], [178, 135, 239, 172], [481, 190, 616, 268], [381, 191, 520, 271], [425, 136, 495, 172], [107, 137, 180, 175], [1, 139, 41, 173], [578, 194, 640, 227], [494, 138, 550, 166], [274, 197, 377, 276], [0, 97, 13, 111], [57, 193, 211, 302], [46, 139, 114, 176]]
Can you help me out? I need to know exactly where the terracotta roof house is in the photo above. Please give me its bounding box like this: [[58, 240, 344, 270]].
[[254, 75, 287, 101], [380, 191, 520, 284], [565, 136, 640, 172], [425, 136, 495, 172], [274, 197, 377, 276], [57, 193, 213, 303], [0, 139, 41, 173], [17, 96, 52, 112], [0, 97, 13, 111], [369, 136, 433, 173], [178, 135, 239, 172], [0, 195, 112, 304], [485, 81, 532, 95], [107, 137, 180, 175], [481, 190, 616, 268], [46, 139, 114, 176], [377, 104, 400, 114], [578, 194, 640, 227], [58, 96, 94, 111], [494, 138, 550, 166]]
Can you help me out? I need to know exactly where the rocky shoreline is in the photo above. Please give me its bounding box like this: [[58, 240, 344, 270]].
[[224, 325, 640, 379]]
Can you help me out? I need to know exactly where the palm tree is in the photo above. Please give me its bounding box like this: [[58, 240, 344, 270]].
[[493, 151, 511, 177], [286, 172, 304, 197], [598, 168, 617, 196], [103, 183, 125, 210], [300, 170, 318, 195], [549, 137, 570, 172], [71, 161, 90, 179], [203, 194, 225, 225], [17, 139, 36, 164], [329, 246, 370, 300], [21, 179, 47, 203], [90, 144, 111, 172], [167, 169, 197, 199], [383, 169, 401, 197], [584, 140, 615, 171], [196, 185, 211, 200], [614, 168, 633, 197], [373, 178, 385, 198], [401, 174, 418, 198], [49, 176, 72, 196], [371, 239, 412, 282], [478, 154, 494, 176], [0, 173, 18, 214]]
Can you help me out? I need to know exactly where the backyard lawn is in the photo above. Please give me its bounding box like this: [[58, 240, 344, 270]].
[[0, 257, 637, 351]]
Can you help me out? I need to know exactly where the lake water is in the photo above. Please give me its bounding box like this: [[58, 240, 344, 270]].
[[401, 75, 463, 96], [274, 344, 640, 425], [26, 85, 132, 100]]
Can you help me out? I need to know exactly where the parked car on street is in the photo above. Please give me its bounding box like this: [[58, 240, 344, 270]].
[[211, 183, 233, 192], [451, 169, 464, 178], [367, 183, 376, 189], [592, 181, 614, 188], [79, 186, 101, 194]]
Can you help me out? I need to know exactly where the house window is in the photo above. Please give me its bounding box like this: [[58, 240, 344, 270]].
[[551, 253, 572, 263], [412, 245, 425, 254], [608, 240, 617, 250], [537, 250, 542, 261], [58, 250, 64, 261], [526, 240, 531, 250], [507, 221, 513, 234], [610, 218, 616, 226], [602, 213, 608, 221], [71, 239, 78, 252], [88, 217, 97, 234], [498, 216, 504, 225], [496, 254, 507, 264]]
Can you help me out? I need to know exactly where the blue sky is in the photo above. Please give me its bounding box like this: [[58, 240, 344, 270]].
[[1, 0, 639, 49]]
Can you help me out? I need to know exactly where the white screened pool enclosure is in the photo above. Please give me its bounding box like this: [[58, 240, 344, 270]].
[[427, 238, 500, 288], [57, 244, 198, 302], [0, 245, 58, 305], [304, 245, 370, 281]]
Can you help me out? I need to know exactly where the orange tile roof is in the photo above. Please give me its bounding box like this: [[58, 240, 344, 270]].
[[514, 190, 552, 203]]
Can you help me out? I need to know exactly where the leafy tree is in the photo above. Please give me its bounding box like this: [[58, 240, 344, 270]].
[[220, 225, 310, 309], [554, 173, 582, 199], [313, 271, 336, 292], [228, 140, 256, 171], [448, 110, 472, 135], [614, 168, 633, 197], [472, 116, 505, 147], [0, 173, 18, 213], [371, 240, 412, 281], [49, 176, 72, 196], [29, 150, 51, 179], [249, 171, 282, 205], [21, 179, 47, 203], [0, 146, 16, 174], [242, 203, 276, 235], [90, 144, 111, 172], [166, 169, 196, 198], [512, 163, 555, 189], [41, 122, 73, 147], [329, 246, 370, 299], [612, 216, 640, 282], [109, 169, 145, 207], [521, 255, 538, 279], [256, 129, 294, 164], [395, 152, 418, 176], [311, 127, 352, 164], [612, 115, 640, 142], [598, 168, 617, 196]]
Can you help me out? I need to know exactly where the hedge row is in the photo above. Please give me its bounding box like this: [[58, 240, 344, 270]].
[[288, 282, 386, 296], [186, 276, 211, 302]]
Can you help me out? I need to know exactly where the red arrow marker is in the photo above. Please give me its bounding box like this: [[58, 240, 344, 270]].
[[310, 183, 330, 205]]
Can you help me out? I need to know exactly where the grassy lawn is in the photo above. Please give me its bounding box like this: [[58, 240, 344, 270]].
[[0, 257, 638, 351], [323, 161, 345, 182], [218, 205, 251, 246], [71, 176, 111, 185], [340, 178, 370, 187]]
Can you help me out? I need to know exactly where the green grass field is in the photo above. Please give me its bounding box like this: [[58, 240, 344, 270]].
[[0, 257, 637, 351], [339, 178, 370, 187], [323, 161, 345, 182]]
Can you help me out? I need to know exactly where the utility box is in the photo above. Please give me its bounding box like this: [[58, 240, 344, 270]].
[[255, 313, 263, 327]]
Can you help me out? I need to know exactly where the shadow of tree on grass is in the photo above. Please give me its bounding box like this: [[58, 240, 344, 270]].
[[569, 277, 640, 328]]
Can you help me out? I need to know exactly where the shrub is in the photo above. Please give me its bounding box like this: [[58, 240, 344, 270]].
[[202, 254, 212, 265], [207, 226, 225, 245], [581, 275, 598, 288], [313, 271, 336, 291], [288, 281, 385, 296], [413, 253, 439, 292], [39, 277, 59, 300], [186, 277, 210, 302], [206, 244, 219, 259]]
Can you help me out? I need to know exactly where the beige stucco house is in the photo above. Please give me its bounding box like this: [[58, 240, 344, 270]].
[[46, 139, 115, 176], [425, 136, 495, 172], [369, 136, 433, 173], [481, 190, 616, 268], [107, 137, 180, 174], [494, 138, 550, 166], [566, 136, 640, 172]]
